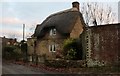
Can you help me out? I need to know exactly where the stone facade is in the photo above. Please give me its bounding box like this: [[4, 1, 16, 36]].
[[27, 38, 36, 55], [84, 23, 120, 67], [70, 17, 83, 38], [36, 39, 64, 60]]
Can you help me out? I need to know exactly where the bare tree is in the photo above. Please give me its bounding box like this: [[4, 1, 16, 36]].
[[26, 25, 36, 38], [81, 2, 116, 26]]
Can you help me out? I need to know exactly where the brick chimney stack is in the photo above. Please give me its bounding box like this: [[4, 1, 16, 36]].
[[72, 1, 79, 11]]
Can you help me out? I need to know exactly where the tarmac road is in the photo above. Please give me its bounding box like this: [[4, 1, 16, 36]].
[[2, 61, 44, 74], [2, 61, 62, 76]]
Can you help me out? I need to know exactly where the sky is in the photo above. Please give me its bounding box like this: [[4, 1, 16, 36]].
[[1, 0, 119, 42]]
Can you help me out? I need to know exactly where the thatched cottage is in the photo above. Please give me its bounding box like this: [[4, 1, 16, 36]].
[[27, 2, 86, 62]]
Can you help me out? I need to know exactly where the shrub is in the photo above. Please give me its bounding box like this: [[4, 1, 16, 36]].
[[3, 45, 22, 60], [63, 38, 80, 60], [66, 48, 76, 60]]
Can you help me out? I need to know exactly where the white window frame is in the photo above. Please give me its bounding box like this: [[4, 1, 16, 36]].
[[52, 45, 56, 52], [49, 45, 52, 52], [52, 28, 56, 35], [49, 28, 56, 36], [49, 44, 56, 52], [50, 29, 53, 36], [29, 56, 32, 62]]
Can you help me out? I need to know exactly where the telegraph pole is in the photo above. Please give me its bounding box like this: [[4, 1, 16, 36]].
[[23, 24, 25, 41]]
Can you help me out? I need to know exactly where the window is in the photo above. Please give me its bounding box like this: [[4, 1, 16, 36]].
[[50, 28, 56, 36], [7, 42, 10, 45], [53, 28, 56, 35], [49, 44, 56, 52], [52, 45, 56, 52]]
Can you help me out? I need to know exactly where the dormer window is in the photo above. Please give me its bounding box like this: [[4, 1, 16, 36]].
[[53, 28, 56, 35], [50, 28, 56, 36]]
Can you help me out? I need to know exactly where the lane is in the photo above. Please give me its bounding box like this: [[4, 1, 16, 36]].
[[2, 62, 44, 74]]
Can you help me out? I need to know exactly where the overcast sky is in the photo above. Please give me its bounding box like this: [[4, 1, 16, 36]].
[[1, 0, 119, 42]]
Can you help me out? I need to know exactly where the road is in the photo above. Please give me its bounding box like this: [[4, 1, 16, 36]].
[[2, 61, 45, 74], [2, 61, 65, 76]]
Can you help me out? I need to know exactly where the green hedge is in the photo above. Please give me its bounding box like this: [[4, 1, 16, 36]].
[[3, 45, 22, 60], [63, 38, 82, 60]]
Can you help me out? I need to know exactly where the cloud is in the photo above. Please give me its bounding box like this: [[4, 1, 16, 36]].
[[1, 16, 39, 27], [1, 17, 38, 41], [2, 27, 34, 41], [2, 28, 22, 37], [1, 17, 24, 25], [2, 28, 22, 39]]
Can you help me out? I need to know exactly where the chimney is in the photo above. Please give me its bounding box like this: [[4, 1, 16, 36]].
[[72, 1, 79, 11]]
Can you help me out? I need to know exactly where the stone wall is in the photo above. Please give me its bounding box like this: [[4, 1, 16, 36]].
[[27, 38, 36, 55], [85, 23, 120, 67], [36, 39, 64, 60]]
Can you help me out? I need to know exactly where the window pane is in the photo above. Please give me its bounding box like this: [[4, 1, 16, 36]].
[[50, 45, 52, 51], [53, 45, 55, 52], [49, 45, 52, 52], [50, 29, 52, 36], [52, 45, 55, 52]]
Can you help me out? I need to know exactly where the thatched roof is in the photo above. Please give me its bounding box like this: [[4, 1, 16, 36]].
[[34, 8, 85, 38]]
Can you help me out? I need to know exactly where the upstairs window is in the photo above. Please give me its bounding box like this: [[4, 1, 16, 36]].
[[53, 28, 56, 35], [50, 28, 56, 36]]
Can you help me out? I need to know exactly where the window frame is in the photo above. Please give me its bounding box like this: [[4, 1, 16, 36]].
[[49, 28, 56, 36], [52, 28, 56, 35], [50, 29, 53, 36], [49, 44, 56, 52]]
